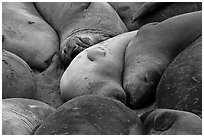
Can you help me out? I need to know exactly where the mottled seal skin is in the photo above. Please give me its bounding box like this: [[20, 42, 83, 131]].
[[2, 50, 36, 99], [34, 95, 143, 135], [123, 11, 202, 109], [2, 98, 55, 135], [156, 36, 202, 117], [132, 2, 201, 30], [2, 2, 59, 71], [35, 2, 128, 66], [60, 31, 138, 104], [141, 109, 202, 135]]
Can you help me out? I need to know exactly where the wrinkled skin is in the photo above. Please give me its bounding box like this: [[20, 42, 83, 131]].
[[2, 98, 55, 135], [35, 2, 128, 66], [123, 11, 202, 109], [2, 50, 36, 99], [141, 109, 202, 135], [156, 36, 202, 117], [34, 95, 143, 135]]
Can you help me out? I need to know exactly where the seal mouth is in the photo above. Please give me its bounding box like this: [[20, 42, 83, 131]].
[[60, 30, 115, 66]]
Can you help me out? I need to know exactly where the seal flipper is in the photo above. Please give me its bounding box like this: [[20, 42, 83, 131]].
[[131, 2, 173, 22]]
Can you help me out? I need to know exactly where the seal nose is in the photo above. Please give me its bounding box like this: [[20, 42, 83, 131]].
[[70, 44, 84, 59]]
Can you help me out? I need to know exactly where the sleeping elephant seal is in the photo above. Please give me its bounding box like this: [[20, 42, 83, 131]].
[[123, 11, 202, 109], [2, 98, 55, 135], [60, 30, 138, 104], [156, 36, 202, 117], [2, 2, 59, 71], [35, 2, 128, 66], [131, 2, 201, 30], [34, 95, 143, 135], [141, 109, 202, 135]]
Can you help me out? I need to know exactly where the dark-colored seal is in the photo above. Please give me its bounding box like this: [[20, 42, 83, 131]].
[[156, 36, 202, 117], [109, 2, 144, 31], [131, 2, 201, 30], [34, 95, 142, 135]]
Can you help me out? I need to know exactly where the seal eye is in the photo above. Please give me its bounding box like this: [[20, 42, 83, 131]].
[[63, 48, 67, 54]]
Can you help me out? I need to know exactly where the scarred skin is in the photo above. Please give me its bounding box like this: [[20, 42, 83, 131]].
[[156, 36, 202, 117], [34, 95, 143, 135], [2, 98, 55, 135], [2, 2, 59, 71], [2, 50, 36, 99], [123, 11, 202, 109], [141, 109, 202, 135], [60, 31, 138, 104], [35, 2, 128, 66]]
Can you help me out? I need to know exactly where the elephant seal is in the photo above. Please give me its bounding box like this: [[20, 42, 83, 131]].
[[35, 2, 128, 66], [141, 109, 202, 135], [2, 2, 59, 70], [123, 11, 202, 109], [156, 36, 202, 117], [2, 50, 36, 99], [109, 2, 144, 31], [2, 98, 55, 135], [34, 95, 143, 135], [131, 2, 201, 30], [60, 30, 138, 104]]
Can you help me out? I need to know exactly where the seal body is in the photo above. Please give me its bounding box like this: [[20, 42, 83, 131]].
[[2, 98, 55, 135], [35, 2, 128, 66], [123, 11, 202, 108], [132, 2, 202, 30], [156, 36, 202, 117], [60, 31, 138, 103], [34, 95, 143, 135], [142, 109, 202, 135], [2, 50, 36, 99], [2, 2, 59, 70]]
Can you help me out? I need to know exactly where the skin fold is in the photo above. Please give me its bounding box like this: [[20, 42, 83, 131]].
[[123, 11, 202, 109], [35, 2, 128, 66], [2, 98, 55, 135]]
